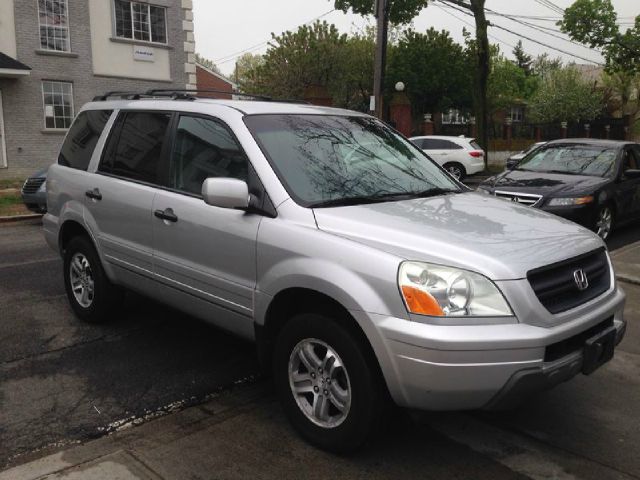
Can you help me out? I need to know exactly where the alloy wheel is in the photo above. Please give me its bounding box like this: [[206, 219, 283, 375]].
[[69, 253, 95, 308], [288, 338, 351, 428], [446, 165, 462, 179], [596, 207, 613, 240]]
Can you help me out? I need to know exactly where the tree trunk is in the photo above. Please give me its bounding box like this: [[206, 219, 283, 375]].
[[470, 0, 489, 168]]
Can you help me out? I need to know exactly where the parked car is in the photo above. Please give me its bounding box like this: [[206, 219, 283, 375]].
[[506, 141, 547, 170], [478, 139, 640, 240], [45, 95, 626, 452], [409, 135, 485, 180], [21, 168, 48, 213]]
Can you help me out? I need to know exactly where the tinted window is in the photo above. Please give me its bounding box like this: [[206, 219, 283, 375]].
[[58, 110, 112, 170], [412, 138, 425, 149], [170, 115, 248, 195], [518, 144, 617, 177], [245, 114, 459, 207], [100, 111, 171, 184], [421, 139, 461, 150]]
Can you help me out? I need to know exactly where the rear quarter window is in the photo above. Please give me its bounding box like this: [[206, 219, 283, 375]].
[[58, 110, 113, 170]]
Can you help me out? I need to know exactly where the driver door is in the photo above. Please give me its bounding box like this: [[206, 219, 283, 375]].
[[616, 146, 640, 221], [152, 114, 261, 330]]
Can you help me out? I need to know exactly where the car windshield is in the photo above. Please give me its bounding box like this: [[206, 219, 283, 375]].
[[517, 144, 617, 177], [244, 114, 460, 207]]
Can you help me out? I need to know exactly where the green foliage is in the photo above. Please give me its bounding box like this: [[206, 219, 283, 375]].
[[488, 55, 537, 114], [531, 53, 563, 78], [559, 0, 640, 74], [602, 71, 640, 127], [333, 0, 428, 24], [527, 67, 604, 123], [195, 53, 220, 73], [241, 21, 374, 109], [233, 53, 264, 90], [386, 28, 472, 115], [512, 40, 533, 76]]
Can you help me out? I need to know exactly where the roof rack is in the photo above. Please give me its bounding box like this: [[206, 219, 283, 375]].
[[93, 89, 309, 104]]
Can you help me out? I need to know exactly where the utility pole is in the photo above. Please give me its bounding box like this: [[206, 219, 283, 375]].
[[373, 0, 388, 120]]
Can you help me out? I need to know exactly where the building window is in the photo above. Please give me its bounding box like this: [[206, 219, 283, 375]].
[[114, 1, 167, 44], [510, 106, 524, 123], [38, 0, 70, 52], [42, 81, 74, 129], [441, 109, 468, 125]]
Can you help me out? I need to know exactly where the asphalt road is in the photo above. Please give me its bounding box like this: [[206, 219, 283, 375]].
[[1, 220, 639, 479]]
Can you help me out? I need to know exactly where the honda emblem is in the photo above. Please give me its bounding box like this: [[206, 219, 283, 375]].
[[573, 269, 589, 291]]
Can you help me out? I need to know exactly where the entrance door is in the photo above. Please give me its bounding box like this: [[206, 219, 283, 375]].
[[0, 90, 7, 169]]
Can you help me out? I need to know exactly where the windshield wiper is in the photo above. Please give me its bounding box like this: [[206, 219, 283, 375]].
[[309, 188, 457, 208]]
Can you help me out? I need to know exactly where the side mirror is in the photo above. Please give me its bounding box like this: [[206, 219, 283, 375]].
[[202, 178, 249, 210], [506, 159, 518, 170], [623, 169, 640, 179]]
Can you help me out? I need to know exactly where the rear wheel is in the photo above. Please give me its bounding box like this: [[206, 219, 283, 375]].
[[443, 162, 466, 181], [273, 312, 387, 452], [63, 236, 122, 323], [595, 205, 614, 240]]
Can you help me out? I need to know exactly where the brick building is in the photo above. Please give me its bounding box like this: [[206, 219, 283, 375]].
[[195, 62, 236, 99], [0, 0, 197, 179]]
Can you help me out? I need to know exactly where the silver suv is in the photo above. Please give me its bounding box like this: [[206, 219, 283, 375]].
[[44, 93, 626, 452]]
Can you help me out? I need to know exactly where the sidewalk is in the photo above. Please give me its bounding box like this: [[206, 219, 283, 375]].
[[611, 241, 640, 285]]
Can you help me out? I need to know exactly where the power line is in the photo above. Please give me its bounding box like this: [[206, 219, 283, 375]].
[[437, 0, 603, 66], [533, 0, 564, 15], [212, 9, 336, 66]]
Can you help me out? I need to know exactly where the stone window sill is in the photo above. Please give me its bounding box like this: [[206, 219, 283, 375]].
[[41, 129, 68, 135], [109, 37, 172, 50], [35, 49, 79, 58]]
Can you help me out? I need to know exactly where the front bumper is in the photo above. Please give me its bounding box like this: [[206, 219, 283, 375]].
[[21, 191, 47, 213], [353, 285, 626, 411]]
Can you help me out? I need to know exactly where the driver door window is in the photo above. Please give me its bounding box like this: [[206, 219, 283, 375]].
[[170, 115, 248, 195]]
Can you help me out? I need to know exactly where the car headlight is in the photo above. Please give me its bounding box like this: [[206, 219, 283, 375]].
[[547, 195, 593, 207], [39, 180, 47, 191], [398, 261, 513, 317]]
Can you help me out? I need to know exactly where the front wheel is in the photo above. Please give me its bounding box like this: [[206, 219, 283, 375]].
[[443, 162, 466, 181], [273, 312, 387, 452], [595, 205, 614, 240]]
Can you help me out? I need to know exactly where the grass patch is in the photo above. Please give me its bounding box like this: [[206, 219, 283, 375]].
[[0, 178, 25, 190], [0, 194, 30, 217]]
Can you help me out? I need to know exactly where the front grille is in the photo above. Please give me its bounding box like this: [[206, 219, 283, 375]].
[[544, 317, 613, 362], [494, 190, 542, 206], [527, 248, 610, 314], [22, 177, 45, 194]]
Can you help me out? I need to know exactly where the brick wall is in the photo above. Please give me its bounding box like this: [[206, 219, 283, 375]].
[[195, 65, 234, 99], [0, 0, 193, 179]]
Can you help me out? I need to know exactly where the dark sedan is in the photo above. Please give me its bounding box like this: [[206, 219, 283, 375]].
[[479, 139, 640, 239]]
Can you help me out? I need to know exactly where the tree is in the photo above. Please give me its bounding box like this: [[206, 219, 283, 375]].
[[386, 28, 472, 118], [559, 0, 640, 74], [242, 21, 347, 100], [527, 67, 604, 124], [334, 0, 491, 164], [602, 71, 640, 128], [512, 40, 533, 76], [233, 53, 264, 90], [488, 54, 537, 116], [531, 53, 562, 79], [195, 53, 220, 73]]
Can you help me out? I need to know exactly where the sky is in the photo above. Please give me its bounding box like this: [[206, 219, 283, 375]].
[[192, 0, 638, 77]]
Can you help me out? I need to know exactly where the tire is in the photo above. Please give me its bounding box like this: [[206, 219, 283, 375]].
[[273, 312, 388, 453], [443, 162, 466, 181], [63, 235, 122, 323], [594, 204, 614, 240]]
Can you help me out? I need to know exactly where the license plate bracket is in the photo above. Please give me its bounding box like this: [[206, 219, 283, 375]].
[[582, 326, 616, 375]]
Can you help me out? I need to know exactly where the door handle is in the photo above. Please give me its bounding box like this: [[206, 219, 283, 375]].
[[85, 188, 102, 201], [154, 208, 178, 223]]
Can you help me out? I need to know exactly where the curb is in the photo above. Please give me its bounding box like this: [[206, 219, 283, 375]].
[[0, 214, 43, 224], [616, 273, 640, 286]]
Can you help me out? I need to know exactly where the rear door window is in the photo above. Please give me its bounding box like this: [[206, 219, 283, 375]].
[[58, 110, 113, 170], [99, 111, 172, 185]]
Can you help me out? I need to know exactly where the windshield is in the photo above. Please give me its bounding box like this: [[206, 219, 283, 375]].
[[517, 144, 618, 177], [244, 114, 460, 207]]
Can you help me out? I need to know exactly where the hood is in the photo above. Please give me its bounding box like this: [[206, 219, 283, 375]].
[[482, 169, 609, 197], [313, 192, 603, 280]]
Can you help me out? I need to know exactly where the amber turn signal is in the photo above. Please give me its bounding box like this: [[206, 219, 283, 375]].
[[401, 285, 444, 316]]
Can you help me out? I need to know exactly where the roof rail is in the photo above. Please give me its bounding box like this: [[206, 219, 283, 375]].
[[144, 89, 272, 101], [92, 91, 143, 101]]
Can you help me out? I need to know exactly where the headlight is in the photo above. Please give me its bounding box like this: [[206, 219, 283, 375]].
[[547, 195, 593, 207], [39, 180, 47, 191], [398, 261, 513, 317]]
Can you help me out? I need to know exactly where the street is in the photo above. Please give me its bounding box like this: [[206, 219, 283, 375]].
[[1, 220, 639, 479]]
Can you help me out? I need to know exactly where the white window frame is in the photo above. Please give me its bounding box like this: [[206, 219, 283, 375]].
[[41, 81, 75, 130], [37, 0, 71, 52], [510, 106, 524, 123], [442, 109, 468, 125], [113, 0, 168, 45]]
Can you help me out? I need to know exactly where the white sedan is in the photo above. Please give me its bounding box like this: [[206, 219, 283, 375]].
[[409, 135, 485, 180]]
